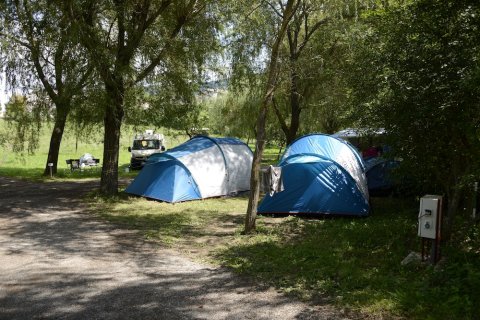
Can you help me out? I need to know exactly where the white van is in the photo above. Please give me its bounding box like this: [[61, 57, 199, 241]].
[[128, 130, 166, 169]]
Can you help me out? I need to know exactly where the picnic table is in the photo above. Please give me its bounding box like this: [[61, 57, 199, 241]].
[[66, 158, 100, 171]]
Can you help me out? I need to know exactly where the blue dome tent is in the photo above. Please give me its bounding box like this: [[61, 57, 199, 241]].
[[365, 157, 401, 196], [125, 136, 253, 203], [258, 134, 370, 216]]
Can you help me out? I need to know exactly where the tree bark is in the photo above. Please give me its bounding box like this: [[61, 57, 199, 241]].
[[43, 104, 68, 176], [271, 38, 302, 145], [272, 7, 330, 146], [287, 68, 301, 145], [244, 0, 297, 234], [443, 187, 461, 242], [100, 85, 125, 196], [442, 159, 464, 241], [245, 105, 268, 232]]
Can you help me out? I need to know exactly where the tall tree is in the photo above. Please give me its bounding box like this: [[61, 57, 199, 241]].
[[272, 0, 392, 144], [349, 0, 480, 237], [0, 0, 92, 175], [272, 0, 331, 144], [244, 0, 298, 233], [64, 0, 218, 195]]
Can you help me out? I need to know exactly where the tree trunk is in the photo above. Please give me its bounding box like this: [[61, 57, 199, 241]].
[[442, 158, 465, 241], [277, 142, 284, 160], [287, 68, 301, 145], [100, 88, 125, 196], [443, 187, 461, 242], [271, 61, 301, 145], [244, 0, 297, 234], [43, 104, 68, 176], [245, 105, 268, 232]]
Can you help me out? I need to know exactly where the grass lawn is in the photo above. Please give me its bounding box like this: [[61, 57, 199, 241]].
[[2, 120, 479, 319], [90, 192, 480, 320], [0, 119, 189, 179]]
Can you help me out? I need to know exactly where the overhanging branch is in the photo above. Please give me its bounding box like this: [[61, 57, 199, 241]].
[[135, 0, 198, 84]]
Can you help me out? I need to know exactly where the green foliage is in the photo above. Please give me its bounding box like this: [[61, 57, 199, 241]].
[[62, 0, 223, 194], [223, 1, 397, 143], [349, 0, 480, 197], [273, 1, 354, 139], [226, 3, 275, 91], [121, 8, 220, 132], [2, 94, 49, 154], [1, 0, 96, 175], [205, 89, 288, 147], [207, 91, 258, 138]]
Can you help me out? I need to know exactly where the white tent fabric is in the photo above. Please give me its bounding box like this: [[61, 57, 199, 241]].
[[179, 145, 228, 198], [219, 143, 252, 194], [130, 136, 253, 201]]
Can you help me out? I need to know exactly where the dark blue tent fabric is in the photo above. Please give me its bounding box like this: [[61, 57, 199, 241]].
[[365, 157, 400, 194], [258, 134, 369, 216], [125, 158, 201, 202]]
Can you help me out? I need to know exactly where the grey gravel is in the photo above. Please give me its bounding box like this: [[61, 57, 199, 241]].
[[0, 177, 351, 320]]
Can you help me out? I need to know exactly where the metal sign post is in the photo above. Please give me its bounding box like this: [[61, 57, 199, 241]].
[[48, 163, 54, 178]]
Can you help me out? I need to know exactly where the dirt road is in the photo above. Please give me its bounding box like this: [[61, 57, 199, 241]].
[[0, 177, 348, 319]]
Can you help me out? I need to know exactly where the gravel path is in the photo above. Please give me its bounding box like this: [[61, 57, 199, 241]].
[[0, 177, 349, 320]]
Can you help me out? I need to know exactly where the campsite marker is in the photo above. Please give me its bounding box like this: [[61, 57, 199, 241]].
[[48, 163, 53, 178]]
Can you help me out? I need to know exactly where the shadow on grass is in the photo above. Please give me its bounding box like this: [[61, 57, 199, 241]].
[[0, 177, 320, 320], [215, 197, 480, 320], [91, 194, 249, 245], [0, 167, 102, 180], [0, 167, 48, 181], [84, 191, 480, 319], [100, 209, 241, 239], [0, 165, 139, 181]]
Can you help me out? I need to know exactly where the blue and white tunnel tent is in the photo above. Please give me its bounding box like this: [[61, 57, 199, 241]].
[[258, 134, 370, 216], [125, 136, 253, 203]]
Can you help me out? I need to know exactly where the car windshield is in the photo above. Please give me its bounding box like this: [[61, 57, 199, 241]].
[[132, 140, 160, 150]]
